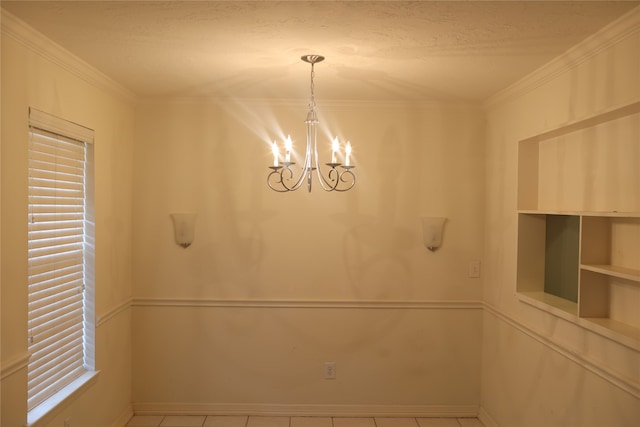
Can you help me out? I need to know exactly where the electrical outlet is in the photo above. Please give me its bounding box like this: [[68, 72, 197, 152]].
[[323, 362, 336, 379], [469, 260, 481, 278]]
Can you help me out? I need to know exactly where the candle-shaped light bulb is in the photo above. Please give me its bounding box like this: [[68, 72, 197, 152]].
[[345, 141, 352, 166], [331, 137, 339, 163], [285, 135, 292, 162], [272, 141, 279, 167]]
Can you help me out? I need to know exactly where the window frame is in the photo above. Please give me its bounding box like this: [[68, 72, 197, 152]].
[[26, 108, 97, 426]]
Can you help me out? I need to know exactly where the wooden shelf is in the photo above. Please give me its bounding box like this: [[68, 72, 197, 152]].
[[520, 101, 640, 144], [517, 291, 578, 317], [580, 264, 640, 283], [518, 210, 640, 218]]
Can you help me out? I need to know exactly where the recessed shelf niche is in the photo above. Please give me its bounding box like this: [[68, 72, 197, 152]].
[[516, 101, 640, 345]]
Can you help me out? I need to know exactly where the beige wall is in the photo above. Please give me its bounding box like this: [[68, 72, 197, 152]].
[[481, 8, 640, 427], [131, 100, 485, 413], [132, 100, 485, 301], [1, 13, 135, 427]]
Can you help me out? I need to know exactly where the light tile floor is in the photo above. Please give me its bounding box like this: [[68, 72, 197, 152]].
[[125, 415, 484, 427]]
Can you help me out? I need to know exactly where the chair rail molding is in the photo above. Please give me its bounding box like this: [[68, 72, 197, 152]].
[[1, 351, 31, 380], [131, 297, 483, 310], [483, 303, 640, 399], [96, 297, 133, 328]]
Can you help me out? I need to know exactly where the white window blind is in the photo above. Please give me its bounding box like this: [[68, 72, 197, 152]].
[[27, 108, 94, 412]]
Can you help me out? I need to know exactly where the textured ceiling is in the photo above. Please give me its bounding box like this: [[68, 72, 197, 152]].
[[2, 1, 639, 102]]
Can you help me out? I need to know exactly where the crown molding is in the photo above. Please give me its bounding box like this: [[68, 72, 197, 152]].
[[484, 5, 640, 110], [136, 95, 480, 111], [1, 9, 136, 103]]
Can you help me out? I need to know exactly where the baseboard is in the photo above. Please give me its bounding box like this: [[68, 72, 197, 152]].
[[478, 407, 499, 427], [132, 403, 479, 418], [110, 405, 134, 427]]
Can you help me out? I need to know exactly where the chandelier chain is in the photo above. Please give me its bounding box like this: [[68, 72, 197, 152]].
[[309, 63, 316, 111]]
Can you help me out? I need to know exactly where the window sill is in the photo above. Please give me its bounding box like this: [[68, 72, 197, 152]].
[[27, 370, 100, 427]]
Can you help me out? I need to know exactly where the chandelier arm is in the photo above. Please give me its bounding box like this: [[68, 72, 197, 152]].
[[267, 168, 289, 192], [286, 136, 314, 191], [287, 169, 307, 191], [267, 176, 290, 192], [314, 157, 353, 192], [267, 167, 292, 192], [309, 121, 342, 192], [313, 167, 357, 193], [333, 168, 356, 192], [266, 164, 302, 192], [282, 166, 303, 191], [314, 156, 357, 192], [314, 160, 346, 192]]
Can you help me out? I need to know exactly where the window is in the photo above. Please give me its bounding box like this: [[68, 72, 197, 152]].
[[27, 108, 95, 415]]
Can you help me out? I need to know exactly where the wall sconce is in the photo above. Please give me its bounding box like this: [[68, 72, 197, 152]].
[[170, 213, 197, 248], [422, 217, 447, 252]]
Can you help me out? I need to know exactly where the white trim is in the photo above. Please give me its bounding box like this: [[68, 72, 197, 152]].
[[484, 6, 640, 109], [29, 108, 95, 143], [1, 352, 31, 380], [137, 96, 481, 110], [27, 370, 100, 427], [96, 298, 133, 328], [131, 403, 478, 418], [0, 10, 135, 103], [483, 303, 640, 399], [27, 115, 94, 410], [478, 407, 500, 427], [517, 99, 640, 144], [110, 405, 134, 427], [131, 298, 483, 310], [518, 209, 640, 218]]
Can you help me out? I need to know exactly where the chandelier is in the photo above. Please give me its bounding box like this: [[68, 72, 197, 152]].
[[267, 55, 356, 192]]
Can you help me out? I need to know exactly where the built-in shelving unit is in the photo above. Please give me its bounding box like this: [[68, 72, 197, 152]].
[[516, 101, 640, 345]]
